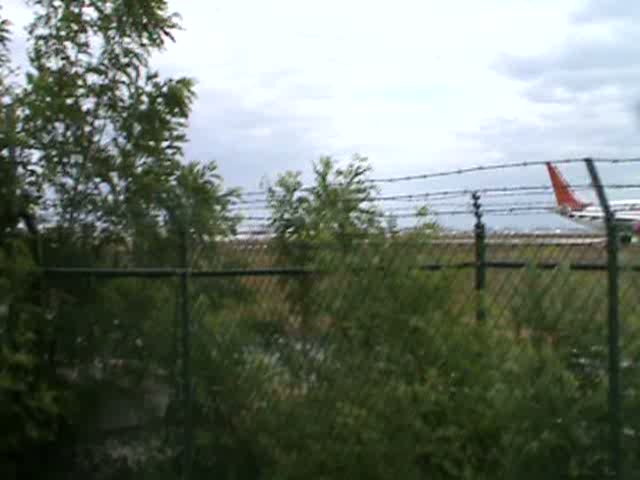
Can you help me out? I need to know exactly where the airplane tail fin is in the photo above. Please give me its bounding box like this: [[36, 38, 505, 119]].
[[545, 162, 587, 211]]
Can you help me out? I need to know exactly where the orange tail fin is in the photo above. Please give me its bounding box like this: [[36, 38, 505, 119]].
[[546, 163, 587, 211]]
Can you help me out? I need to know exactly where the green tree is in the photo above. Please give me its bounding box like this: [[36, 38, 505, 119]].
[[263, 154, 383, 325], [20, 0, 195, 242], [1, 9, 70, 479], [266, 154, 383, 247], [0, 2, 240, 477]]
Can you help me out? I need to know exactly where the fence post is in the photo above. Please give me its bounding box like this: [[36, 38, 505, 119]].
[[472, 192, 486, 322], [180, 226, 193, 480], [584, 158, 622, 480]]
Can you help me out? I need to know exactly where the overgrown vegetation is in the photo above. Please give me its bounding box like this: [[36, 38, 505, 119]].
[[2, 1, 640, 479]]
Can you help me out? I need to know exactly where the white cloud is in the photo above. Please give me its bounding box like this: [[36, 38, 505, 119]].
[[5, 0, 640, 230], [153, 0, 586, 186], [4, 0, 593, 183], [468, 0, 640, 183]]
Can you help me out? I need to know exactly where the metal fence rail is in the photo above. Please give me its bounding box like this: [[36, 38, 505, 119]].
[[32, 236, 634, 478]]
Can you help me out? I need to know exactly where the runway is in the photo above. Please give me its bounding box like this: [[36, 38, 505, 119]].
[[430, 236, 607, 246]]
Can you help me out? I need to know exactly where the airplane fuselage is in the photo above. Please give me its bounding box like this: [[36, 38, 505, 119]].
[[559, 200, 640, 234], [545, 162, 640, 241]]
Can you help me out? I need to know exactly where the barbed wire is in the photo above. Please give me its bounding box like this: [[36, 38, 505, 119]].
[[236, 201, 562, 221], [234, 195, 640, 233], [230, 169, 640, 235], [368, 158, 640, 184], [232, 226, 600, 236], [231, 183, 640, 207], [230, 188, 552, 209], [385, 207, 555, 218], [230, 195, 563, 213], [231, 185, 552, 206], [231, 157, 640, 199], [236, 206, 566, 226], [236, 202, 640, 224]]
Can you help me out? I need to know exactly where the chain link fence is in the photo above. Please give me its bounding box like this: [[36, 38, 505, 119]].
[[3, 159, 640, 479]]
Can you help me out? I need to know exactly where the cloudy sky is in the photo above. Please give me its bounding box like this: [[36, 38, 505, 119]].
[[4, 0, 640, 230]]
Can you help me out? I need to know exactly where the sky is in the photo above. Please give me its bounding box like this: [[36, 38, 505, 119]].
[[3, 0, 640, 231]]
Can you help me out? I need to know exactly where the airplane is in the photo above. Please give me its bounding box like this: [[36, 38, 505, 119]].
[[546, 162, 640, 243]]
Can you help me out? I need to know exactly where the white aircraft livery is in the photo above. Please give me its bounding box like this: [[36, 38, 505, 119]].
[[546, 162, 640, 241]]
